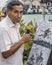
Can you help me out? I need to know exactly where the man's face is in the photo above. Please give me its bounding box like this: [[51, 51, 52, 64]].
[[7, 5, 23, 24]]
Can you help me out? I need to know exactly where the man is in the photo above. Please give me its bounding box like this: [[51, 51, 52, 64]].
[[0, 1, 31, 65], [27, 21, 52, 65]]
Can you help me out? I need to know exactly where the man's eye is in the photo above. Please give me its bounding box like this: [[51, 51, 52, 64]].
[[20, 11, 23, 13], [14, 11, 18, 13], [13, 10, 23, 13]]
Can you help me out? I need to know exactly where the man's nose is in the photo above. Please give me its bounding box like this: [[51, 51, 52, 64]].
[[18, 13, 21, 17]]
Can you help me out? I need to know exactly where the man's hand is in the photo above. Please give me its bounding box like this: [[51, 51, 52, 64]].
[[21, 34, 31, 43]]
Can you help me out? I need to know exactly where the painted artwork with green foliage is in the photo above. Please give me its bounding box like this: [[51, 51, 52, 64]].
[[19, 18, 38, 65]]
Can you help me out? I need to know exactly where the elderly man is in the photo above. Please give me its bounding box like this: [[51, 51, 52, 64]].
[[0, 0, 31, 65]]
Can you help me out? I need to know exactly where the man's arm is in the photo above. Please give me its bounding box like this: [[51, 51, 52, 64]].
[[2, 34, 30, 59]]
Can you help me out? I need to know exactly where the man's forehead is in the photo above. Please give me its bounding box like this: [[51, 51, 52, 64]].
[[12, 5, 23, 10]]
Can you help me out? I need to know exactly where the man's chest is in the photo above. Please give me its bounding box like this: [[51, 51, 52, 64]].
[[6, 26, 21, 44]]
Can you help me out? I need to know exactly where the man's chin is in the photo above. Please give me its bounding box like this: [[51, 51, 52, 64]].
[[15, 19, 21, 23], [18, 19, 21, 22], [16, 20, 20, 23]]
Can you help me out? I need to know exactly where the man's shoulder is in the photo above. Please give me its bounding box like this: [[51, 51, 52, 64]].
[[0, 17, 8, 29], [0, 18, 9, 35]]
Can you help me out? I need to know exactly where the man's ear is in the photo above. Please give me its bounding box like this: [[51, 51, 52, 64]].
[[6, 8, 11, 15]]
